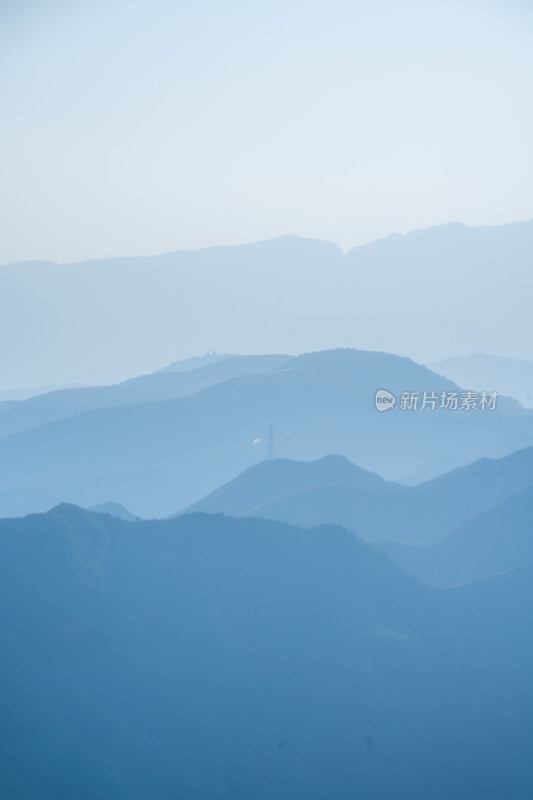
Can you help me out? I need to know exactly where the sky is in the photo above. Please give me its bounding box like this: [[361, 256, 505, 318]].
[[1, 0, 532, 266]]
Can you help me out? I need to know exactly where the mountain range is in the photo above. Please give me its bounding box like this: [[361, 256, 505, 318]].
[[0, 348, 531, 518], [2, 220, 533, 390], [0, 354, 289, 439], [184, 444, 533, 543], [1, 504, 532, 799], [379, 484, 533, 586], [181, 454, 396, 517]]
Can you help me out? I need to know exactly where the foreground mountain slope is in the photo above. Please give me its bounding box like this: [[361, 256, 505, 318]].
[[242, 446, 533, 544], [183, 454, 396, 517], [0, 348, 531, 518], [0, 505, 532, 799], [379, 484, 533, 586]]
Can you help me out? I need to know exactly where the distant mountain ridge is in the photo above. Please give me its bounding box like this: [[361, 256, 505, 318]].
[[0, 348, 532, 518], [185, 445, 533, 545], [2, 220, 533, 389], [156, 352, 237, 373], [0, 354, 291, 440], [182, 455, 396, 517], [379, 483, 533, 586]]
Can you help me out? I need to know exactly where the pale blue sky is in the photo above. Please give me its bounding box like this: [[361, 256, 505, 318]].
[[1, 0, 532, 265]]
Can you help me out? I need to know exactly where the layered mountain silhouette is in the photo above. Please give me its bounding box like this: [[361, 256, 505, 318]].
[[183, 454, 396, 517], [379, 484, 533, 586], [1, 504, 532, 798], [2, 221, 533, 390], [183, 445, 533, 545], [0, 348, 531, 518], [0, 354, 290, 439]]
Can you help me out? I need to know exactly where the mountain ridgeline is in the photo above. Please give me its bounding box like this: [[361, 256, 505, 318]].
[[180, 446, 533, 589], [0, 333, 532, 797], [2, 221, 533, 390], [0, 348, 531, 519], [182, 446, 533, 543]]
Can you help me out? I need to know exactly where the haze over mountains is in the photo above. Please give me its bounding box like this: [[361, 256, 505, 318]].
[[1, 505, 532, 799], [379, 484, 533, 587], [0, 348, 531, 518], [0, 354, 289, 439], [182, 443, 533, 590], [2, 220, 533, 390], [1, 218, 532, 797], [431, 354, 533, 409], [182, 455, 396, 518], [186, 446, 533, 545], [4, 0, 533, 790]]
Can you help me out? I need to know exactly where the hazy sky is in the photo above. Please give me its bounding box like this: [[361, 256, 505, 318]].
[[1, 0, 532, 266]]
